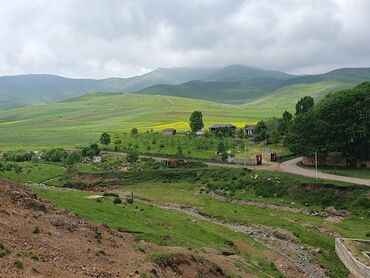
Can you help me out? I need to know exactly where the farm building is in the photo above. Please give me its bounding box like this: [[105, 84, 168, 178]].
[[209, 124, 236, 132], [245, 125, 256, 136], [163, 159, 184, 168], [162, 128, 176, 135]]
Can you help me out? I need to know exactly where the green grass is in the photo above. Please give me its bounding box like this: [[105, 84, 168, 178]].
[[0, 161, 65, 184], [0, 94, 285, 149], [319, 167, 370, 179], [33, 186, 283, 277], [247, 81, 347, 108], [107, 132, 289, 160]]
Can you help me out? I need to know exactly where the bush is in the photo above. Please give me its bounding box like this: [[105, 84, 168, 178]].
[[44, 148, 68, 162], [103, 192, 119, 197], [65, 151, 82, 165], [0, 242, 11, 257], [3, 151, 34, 162], [81, 144, 100, 158], [113, 197, 122, 204], [127, 150, 139, 163]]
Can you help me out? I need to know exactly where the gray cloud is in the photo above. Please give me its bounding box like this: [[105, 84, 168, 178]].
[[0, 0, 369, 78]]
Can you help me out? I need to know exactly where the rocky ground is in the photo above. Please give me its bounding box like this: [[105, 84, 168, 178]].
[[0, 179, 242, 278]]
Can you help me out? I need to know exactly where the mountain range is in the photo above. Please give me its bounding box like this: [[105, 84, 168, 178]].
[[0, 65, 369, 109]]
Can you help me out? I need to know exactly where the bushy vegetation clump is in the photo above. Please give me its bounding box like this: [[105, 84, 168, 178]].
[[44, 148, 68, 162], [3, 151, 34, 162]]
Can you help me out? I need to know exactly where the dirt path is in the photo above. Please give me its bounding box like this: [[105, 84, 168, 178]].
[[279, 157, 370, 186]]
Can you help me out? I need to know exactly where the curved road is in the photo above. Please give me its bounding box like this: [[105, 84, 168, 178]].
[[279, 157, 370, 186], [97, 151, 370, 186]]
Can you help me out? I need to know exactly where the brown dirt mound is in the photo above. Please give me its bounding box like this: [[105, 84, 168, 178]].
[[0, 180, 240, 278]]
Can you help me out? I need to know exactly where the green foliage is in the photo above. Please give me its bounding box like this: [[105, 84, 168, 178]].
[[131, 128, 138, 136], [189, 111, 204, 132], [44, 148, 68, 162], [0, 242, 11, 257], [81, 144, 100, 158], [100, 132, 111, 145], [295, 96, 314, 115], [255, 121, 269, 140], [65, 151, 82, 165], [286, 82, 370, 160], [3, 151, 34, 162], [126, 150, 139, 163]]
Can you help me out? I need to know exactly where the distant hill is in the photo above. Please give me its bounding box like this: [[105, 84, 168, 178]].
[[0, 65, 369, 109], [0, 67, 218, 109], [135, 66, 370, 106]]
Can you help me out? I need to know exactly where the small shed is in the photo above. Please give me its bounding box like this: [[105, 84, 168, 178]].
[[163, 159, 184, 168], [209, 124, 236, 132], [245, 125, 256, 136], [162, 128, 176, 135]]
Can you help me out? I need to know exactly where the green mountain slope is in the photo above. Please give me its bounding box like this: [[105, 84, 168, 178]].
[[135, 67, 370, 107], [0, 93, 283, 148], [0, 67, 218, 110]]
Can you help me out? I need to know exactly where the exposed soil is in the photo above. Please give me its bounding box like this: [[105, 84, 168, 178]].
[[0, 180, 244, 278]]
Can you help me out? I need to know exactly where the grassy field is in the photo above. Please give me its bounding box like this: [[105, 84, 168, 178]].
[[319, 167, 370, 179], [0, 161, 65, 184], [247, 81, 346, 108], [34, 187, 284, 277], [107, 132, 290, 160], [0, 93, 285, 150], [118, 177, 369, 278]]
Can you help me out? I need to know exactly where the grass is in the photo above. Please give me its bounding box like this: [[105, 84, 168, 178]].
[[33, 186, 284, 277], [0, 94, 285, 149], [107, 132, 289, 160], [318, 167, 370, 179], [0, 161, 65, 184]]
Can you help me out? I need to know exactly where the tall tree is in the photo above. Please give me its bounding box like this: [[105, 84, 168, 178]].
[[189, 111, 204, 132], [100, 132, 111, 145], [295, 96, 314, 115], [256, 120, 269, 140]]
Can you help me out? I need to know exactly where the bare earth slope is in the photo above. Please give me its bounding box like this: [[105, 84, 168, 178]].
[[0, 180, 235, 278]]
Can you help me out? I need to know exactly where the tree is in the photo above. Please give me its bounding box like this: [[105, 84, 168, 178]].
[[81, 143, 100, 158], [255, 121, 269, 140], [65, 151, 82, 165], [189, 111, 204, 132], [295, 96, 314, 115], [286, 82, 370, 162], [100, 132, 111, 145], [131, 128, 138, 136]]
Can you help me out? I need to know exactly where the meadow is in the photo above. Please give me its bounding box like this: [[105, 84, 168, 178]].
[[0, 93, 285, 150]]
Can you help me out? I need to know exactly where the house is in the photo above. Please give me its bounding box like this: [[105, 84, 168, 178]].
[[245, 125, 256, 136], [209, 124, 236, 132], [162, 128, 176, 135], [163, 159, 184, 168]]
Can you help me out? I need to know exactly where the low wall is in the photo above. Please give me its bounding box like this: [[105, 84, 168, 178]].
[[228, 157, 257, 166], [302, 156, 347, 167], [335, 238, 370, 278]]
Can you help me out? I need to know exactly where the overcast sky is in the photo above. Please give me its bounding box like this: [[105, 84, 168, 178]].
[[0, 0, 369, 78]]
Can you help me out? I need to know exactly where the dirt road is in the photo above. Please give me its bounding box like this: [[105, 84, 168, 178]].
[[279, 157, 370, 186], [100, 151, 369, 186]]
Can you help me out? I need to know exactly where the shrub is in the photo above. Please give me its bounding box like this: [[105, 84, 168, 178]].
[[0, 242, 11, 257], [44, 148, 68, 162], [103, 192, 119, 197], [3, 151, 34, 162], [113, 197, 122, 204], [14, 259, 23, 268]]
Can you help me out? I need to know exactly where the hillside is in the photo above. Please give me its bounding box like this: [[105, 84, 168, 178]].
[[0, 66, 369, 110], [0, 67, 217, 110], [0, 94, 284, 148], [0, 179, 242, 277], [135, 67, 370, 106]]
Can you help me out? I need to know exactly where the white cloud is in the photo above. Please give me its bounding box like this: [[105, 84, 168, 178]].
[[0, 0, 369, 78]]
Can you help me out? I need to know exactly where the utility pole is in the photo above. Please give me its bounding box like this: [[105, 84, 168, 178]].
[[315, 151, 318, 180]]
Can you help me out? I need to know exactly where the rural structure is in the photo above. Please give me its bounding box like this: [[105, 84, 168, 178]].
[[209, 124, 236, 132], [245, 125, 256, 136], [162, 128, 176, 135]]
